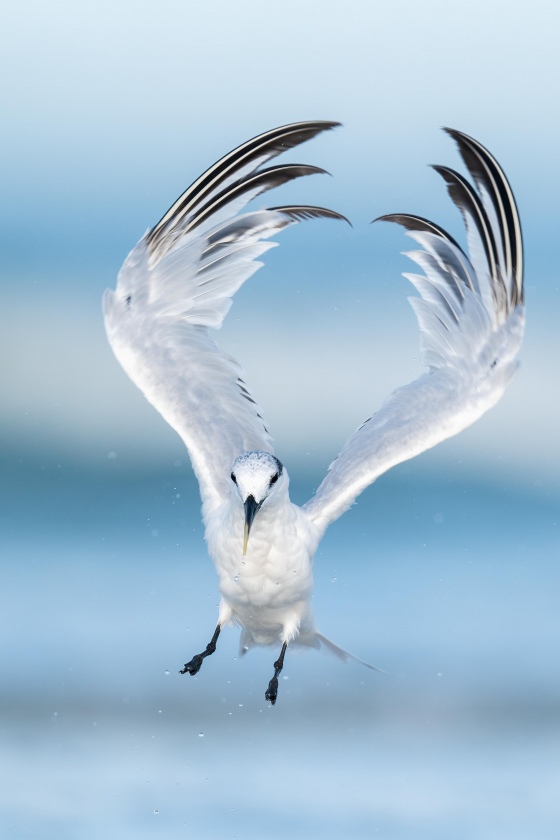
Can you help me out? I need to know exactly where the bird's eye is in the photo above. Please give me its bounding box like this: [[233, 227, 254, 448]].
[[269, 473, 279, 486], [231, 472, 237, 484]]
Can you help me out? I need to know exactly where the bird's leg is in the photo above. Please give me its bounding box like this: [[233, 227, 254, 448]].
[[265, 642, 288, 705], [180, 625, 221, 676]]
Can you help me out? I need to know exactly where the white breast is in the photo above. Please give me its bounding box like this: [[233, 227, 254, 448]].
[[204, 497, 320, 645]]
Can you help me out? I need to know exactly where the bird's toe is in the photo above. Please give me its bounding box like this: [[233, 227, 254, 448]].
[[265, 676, 279, 705], [180, 654, 203, 676]]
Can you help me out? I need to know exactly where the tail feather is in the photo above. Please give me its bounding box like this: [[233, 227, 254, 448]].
[[238, 628, 385, 672], [314, 632, 387, 673]]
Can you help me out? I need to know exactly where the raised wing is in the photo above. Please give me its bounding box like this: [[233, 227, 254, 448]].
[[303, 129, 524, 534], [104, 121, 346, 517]]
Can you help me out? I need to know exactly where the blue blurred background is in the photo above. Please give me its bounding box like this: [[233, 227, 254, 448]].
[[1, 1, 559, 838]]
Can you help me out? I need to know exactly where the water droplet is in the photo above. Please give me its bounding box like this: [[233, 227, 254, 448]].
[[153, 809, 159, 815], [158, 710, 162, 714], [241, 561, 246, 567], [233, 575, 239, 582], [330, 577, 337, 583], [164, 670, 170, 676], [198, 732, 204, 738]]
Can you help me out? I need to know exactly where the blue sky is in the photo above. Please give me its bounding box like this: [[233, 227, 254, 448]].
[[1, 0, 558, 491]]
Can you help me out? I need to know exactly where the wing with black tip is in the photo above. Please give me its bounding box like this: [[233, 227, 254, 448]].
[[103, 121, 346, 515], [303, 129, 524, 533]]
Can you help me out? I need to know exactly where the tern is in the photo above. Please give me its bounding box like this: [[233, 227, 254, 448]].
[[104, 121, 524, 705]]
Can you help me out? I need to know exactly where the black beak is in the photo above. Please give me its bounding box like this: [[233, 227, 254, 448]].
[[243, 495, 262, 556]]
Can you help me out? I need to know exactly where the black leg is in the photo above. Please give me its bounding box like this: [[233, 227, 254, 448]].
[[180, 625, 221, 676], [265, 642, 288, 705]]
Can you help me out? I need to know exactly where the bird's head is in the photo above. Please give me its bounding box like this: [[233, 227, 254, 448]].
[[230, 451, 286, 555]]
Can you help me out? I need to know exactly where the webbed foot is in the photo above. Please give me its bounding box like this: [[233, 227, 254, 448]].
[[265, 676, 279, 704], [180, 654, 203, 676], [180, 625, 221, 677]]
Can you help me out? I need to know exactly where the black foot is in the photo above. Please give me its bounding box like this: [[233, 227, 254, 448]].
[[180, 625, 221, 677], [180, 654, 203, 676], [264, 642, 288, 706], [265, 676, 279, 705]]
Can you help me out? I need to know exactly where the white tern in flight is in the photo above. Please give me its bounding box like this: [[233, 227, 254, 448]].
[[104, 121, 524, 704]]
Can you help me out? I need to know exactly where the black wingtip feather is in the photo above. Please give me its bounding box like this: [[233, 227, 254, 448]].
[[184, 163, 331, 236], [442, 127, 524, 306], [430, 163, 501, 290], [146, 120, 342, 262], [269, 205, 352, 227], [374, 213, 464, 253]]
